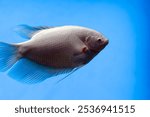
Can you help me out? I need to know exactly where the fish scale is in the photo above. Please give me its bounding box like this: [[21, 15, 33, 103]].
[[0, 25, 108, 84]]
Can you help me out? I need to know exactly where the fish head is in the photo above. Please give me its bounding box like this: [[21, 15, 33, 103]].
[[73, 28, 109, 66], [85, 34, 109, 54]]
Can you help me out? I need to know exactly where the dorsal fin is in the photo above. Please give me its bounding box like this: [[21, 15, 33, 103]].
[[14, 24, 54, 39]]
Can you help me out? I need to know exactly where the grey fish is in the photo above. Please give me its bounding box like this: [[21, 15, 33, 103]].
[[0, 25, 109, 84]]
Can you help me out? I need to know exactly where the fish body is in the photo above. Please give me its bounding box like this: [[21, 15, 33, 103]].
[[0, 25, 108, 83]]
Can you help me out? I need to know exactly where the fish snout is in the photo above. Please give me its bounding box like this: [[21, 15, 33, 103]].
[[99, 39, 109, 50], [104, 39, 109, 45]]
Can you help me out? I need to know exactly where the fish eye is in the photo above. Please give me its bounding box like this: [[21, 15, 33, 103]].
[[97, 38, 102, 42]]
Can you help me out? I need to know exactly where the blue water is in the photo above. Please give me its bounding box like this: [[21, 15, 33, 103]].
[[0, 0, 149, 100]]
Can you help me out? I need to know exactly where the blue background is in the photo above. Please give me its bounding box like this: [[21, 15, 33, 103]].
[[0, 0, 149, 99]]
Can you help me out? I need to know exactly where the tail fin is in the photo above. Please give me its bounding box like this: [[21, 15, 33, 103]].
[[0, 42, 19, 72]]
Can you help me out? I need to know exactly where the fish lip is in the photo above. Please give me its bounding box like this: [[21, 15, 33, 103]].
[[101, 39, 109, 48], [104, 39, 109, 45]]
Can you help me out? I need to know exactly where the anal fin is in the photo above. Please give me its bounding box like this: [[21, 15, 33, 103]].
[[7, 58, 74, 84]]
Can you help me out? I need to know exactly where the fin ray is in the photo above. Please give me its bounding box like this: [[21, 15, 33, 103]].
[[56, 68, 79, 84], [0, 42, 18, 72], [7, 58, 75, 84], [15, 24, 54, 39]]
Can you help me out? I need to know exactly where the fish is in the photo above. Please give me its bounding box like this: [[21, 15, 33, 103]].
[[0, 25, 109, 84]]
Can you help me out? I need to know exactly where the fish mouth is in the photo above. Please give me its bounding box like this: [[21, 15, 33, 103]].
[[101, 39, 109, 49], [100, 39, 109, 49], [104, 39, 109, 46]]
